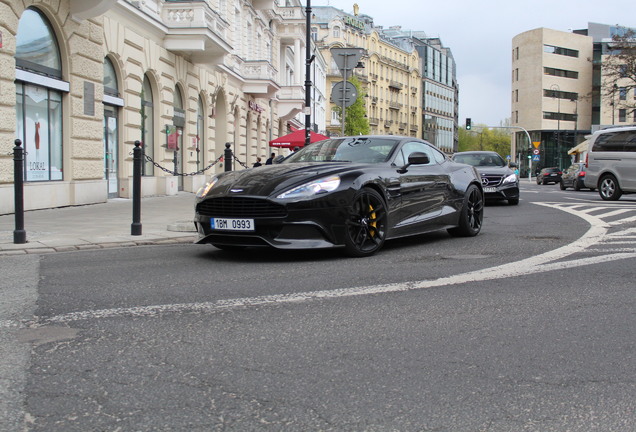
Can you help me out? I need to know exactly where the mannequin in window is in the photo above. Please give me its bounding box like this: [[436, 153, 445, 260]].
[[35, 112, 41, 160]]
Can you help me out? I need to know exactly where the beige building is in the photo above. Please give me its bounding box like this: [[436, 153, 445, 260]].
[[311, 7, 421, 139], [511, 27, 593, 171], [1, 0, 311, 214]]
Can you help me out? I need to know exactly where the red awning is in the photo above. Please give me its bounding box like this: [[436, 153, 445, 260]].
[[269, 128, 329, 149]]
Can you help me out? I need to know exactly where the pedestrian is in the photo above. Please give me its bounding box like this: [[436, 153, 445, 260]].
[[265, 152, 275, 165], [253, 157, 262, 168]]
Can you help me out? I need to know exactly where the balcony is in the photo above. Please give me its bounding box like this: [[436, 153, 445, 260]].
[[368, 117, 379, 126], [240, 60, 280, 97], [277, 85, 305, 120], [384, 120, 393, 128], [388, 81, 404, 90], [161, 1, 232, 65], [371, 96, 378, 104], [399, 122, 407, 130], [388, 101, 403, 110], [410, 124, 419, 132]]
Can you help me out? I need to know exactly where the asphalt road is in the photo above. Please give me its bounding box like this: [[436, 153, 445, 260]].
[[2, 184, 635, 431]]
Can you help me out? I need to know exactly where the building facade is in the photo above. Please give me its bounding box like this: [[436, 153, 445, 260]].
[[511, 23, 635, 174], [311, 7, 422, 140], [1, 0, 316, 214]]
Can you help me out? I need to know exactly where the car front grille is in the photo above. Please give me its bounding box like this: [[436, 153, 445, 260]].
[[481, 175, 504, 187], [197, 197, 287, 218]]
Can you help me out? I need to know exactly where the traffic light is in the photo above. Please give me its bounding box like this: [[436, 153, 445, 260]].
[[466, 118, 472, 130]]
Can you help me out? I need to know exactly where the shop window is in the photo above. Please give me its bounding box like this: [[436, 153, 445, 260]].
[[15, 8, 64, 182]]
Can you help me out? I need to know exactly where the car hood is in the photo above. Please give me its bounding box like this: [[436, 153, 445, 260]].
[[203, 162, 358, 198], [473, 165, 514, 176]]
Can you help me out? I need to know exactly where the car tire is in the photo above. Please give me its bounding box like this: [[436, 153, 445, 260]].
[[598, 174, 623, 201], [536, 178, 541, 185], [574, 182, 580, 191], [448, 184, 483, 237], [560, 181, 566, 190], [344, 188, 388, 257], [508, 198, 519, 205]]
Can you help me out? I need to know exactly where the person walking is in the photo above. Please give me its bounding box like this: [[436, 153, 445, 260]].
[[253, 157, 262, 167], [265, 152, 275, 165]]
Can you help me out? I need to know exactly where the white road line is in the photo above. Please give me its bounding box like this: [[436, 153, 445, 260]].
[[4, 203, 634, 329]]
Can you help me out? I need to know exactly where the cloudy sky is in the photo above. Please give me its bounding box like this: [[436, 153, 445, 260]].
[[310, 0, 635, 126]]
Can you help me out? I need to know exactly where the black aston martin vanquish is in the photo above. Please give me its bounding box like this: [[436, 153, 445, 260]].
[[194, 136, 484, 257]]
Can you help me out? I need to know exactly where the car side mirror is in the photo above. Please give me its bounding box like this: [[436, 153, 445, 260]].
[[509, 162, 518, 168], [398, 152, 429, 173], [274, 155, 286, 164]]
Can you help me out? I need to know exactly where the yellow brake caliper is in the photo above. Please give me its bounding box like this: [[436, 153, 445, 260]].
[[368, 204, 377, 237]]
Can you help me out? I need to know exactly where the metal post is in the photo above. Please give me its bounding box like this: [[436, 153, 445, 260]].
[[341, 54, 348, 136], [224, 143, 232, 172], [304, 0, 312, 147], [13, 139, 26, 244], [131, 140, 142, 235]]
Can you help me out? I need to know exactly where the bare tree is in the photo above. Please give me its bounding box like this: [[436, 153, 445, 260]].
[[602, 27, 636, 118]]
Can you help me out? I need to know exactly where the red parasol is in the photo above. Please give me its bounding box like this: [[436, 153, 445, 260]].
[[269, 128, 329, 149]]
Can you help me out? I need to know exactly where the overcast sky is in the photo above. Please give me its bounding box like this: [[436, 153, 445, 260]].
[[310, 0, 635, 127]]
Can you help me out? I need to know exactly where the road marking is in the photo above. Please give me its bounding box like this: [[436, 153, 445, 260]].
[[3, 202, 635, 329]]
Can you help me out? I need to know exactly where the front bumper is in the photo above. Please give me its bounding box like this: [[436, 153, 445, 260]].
[[482, 183, 519, 201], [194, 195, 352, 249]]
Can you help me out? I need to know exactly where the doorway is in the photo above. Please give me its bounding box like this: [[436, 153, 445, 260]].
[[104, 105, 119, 198]]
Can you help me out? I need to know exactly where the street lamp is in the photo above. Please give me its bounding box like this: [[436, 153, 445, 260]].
[[551, 84, 561, 168]]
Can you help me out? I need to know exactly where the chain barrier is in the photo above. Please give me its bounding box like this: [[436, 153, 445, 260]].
[[231, 154, 250, 169], [141, 154, 227, 177]]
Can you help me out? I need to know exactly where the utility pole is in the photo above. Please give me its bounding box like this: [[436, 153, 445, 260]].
[[304, 0, 313, 147]]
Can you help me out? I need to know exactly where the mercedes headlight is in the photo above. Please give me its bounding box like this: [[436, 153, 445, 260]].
[[502, 174, 517, 184], [276, 175, 341, 199]]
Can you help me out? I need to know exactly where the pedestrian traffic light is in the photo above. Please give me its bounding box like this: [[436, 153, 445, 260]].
[[466, 118, 472, 130]]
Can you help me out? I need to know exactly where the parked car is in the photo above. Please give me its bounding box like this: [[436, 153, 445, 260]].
[[560, 162, 594, 191], [451, 151, 519, 205], [584, 126, 636, 200], [195, 136, 484, 257], [536, 167, 562, 185]]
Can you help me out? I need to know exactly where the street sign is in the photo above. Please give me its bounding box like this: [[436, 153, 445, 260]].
[[330, 48, 364, 76], [532, 155, 540, 161], [533, 148, 540, 155], [330, 81, 357, 107], [533, 141, 541, 149], [506, 155, 511, 160]]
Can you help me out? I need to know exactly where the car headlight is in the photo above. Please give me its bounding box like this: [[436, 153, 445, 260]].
[[502, 174, 517, 184], [276, 175, 341, 199], [196, 177, 219, 198]]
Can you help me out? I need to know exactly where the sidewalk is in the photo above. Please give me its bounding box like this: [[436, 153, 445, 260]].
[[0, 192, 198, 256]]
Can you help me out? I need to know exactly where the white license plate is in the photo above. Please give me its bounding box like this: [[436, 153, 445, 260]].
[[210, 218, 255, 231], [484, 187, 496, 193]]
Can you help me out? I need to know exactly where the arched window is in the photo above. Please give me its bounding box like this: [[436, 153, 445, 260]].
[[333, 26, 340, 38], [15, 8, 64, 182], [103, 57, 119, 97], [16, 8, 61, 78], [141, 75, 154, 176]]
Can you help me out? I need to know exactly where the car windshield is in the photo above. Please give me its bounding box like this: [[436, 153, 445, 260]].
[[283, 137, 398, 164], [453, 153, 506, 167]]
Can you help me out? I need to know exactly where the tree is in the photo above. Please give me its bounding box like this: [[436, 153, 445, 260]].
[[602, 27, 636, 118], [458, 123, 511, 158], [333, 75, 370, 136]]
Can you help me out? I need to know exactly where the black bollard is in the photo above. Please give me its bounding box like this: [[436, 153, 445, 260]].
[[224, 142, 233, 172], [131, 140, 142, 235], [13, 139, 26, 244]]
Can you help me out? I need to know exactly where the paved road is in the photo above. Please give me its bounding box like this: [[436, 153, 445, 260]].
[[2, 184, 635, 431]]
